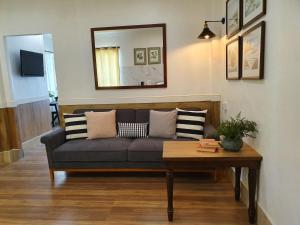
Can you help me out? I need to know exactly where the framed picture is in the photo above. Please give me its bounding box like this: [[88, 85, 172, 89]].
[[243, 0, 266, 28], [147, 47, 161, 64], [226, 0, 242, 38], [241, 21, 265, 80], [226, 37, 241, 80], [134, 48, 147, 65]]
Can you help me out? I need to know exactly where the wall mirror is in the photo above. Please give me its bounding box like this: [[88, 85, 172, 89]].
[[91, 24, 167, 90]]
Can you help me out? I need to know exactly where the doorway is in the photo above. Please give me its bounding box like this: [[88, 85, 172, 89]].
[[43, 34, 59, 127]]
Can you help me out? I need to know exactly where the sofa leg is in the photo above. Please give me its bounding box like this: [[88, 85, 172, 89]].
[[49, 169, 54, 182]]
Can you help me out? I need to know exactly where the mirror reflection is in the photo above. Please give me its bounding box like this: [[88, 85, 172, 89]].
[[91, 24, 166, 89]]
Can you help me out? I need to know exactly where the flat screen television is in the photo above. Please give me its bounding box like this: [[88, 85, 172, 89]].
[[20, 50, 44, 77]]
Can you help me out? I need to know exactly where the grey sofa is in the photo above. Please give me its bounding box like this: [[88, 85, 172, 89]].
[[41, 108, 218, 180]]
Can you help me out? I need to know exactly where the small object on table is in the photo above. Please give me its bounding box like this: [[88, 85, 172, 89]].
[[197, 139, 220, 153], [197, 147, 218, 153]]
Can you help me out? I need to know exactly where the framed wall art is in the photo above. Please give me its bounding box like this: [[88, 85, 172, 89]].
[[147, 47, 161, 64], [134, 48, 147, 65], [243, 0, 266, 28], [226, 37, 241, 80], [241, 21, 265, 80], [226, 0, 242, 38]]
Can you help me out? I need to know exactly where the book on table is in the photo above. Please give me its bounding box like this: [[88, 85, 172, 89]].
[[197, 139, 220, 153]]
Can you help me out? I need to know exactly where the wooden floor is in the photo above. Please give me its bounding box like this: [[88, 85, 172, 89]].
[[0, 137, 250, 225]]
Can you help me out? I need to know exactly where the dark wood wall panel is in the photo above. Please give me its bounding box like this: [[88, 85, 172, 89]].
[[0, 107, 22, 152], [16, 99, 52, 142], [60, 101, 220, 128], [0, 108, 10, 151]]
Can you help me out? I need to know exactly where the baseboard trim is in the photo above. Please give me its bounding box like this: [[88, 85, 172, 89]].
[[228, 169, 273, 225], [0, 149, 23, 164]]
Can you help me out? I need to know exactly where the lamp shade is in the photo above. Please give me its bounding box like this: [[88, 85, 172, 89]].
[[198, 23, 216, 39]]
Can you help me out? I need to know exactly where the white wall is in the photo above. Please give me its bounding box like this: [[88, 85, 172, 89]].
[[0, 0, 220, 106], [4, 35, 48, 105], [212, 1, 300, 225]]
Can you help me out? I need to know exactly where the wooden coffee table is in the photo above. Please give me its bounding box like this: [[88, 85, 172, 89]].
[[163, 141, 262, 224]]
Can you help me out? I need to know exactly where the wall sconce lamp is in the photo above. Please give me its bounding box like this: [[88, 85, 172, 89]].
[[198, 18, 225, 39]]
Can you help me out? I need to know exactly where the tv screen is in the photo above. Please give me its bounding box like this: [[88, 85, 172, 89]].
[[20, 50, 44, 77]]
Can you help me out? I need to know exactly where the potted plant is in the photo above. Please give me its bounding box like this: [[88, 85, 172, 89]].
[[217, 113, 258, 152]]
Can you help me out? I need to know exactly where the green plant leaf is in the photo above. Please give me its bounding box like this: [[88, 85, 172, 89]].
[[217, 112, 258, 140]]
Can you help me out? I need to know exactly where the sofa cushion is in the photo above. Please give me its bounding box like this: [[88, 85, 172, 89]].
[[118, 122, 148, 138], [86, 111, 117, 139], [128, 137, 195, 162], [149, 110, 177, 138], [176, 108, 207, 140], [53, 138, 132, 162], [128, 138, 166, 162], [64, 113, 88, 140]]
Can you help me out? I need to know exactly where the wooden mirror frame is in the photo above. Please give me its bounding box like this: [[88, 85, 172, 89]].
[[91, 23, 167, 90]]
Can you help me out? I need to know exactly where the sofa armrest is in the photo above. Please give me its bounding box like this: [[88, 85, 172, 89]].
[[204, 124, 220, 140], [40, 128, 66, 168], [41, 128, 66, 149]]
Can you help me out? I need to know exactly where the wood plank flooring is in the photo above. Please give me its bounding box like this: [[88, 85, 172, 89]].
[[0, 137, 249, 225]]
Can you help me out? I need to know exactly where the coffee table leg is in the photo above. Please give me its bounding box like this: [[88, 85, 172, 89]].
[[235, 167, 241, 201], [248, 168, 257, 224], [166, 171, 174, 221]]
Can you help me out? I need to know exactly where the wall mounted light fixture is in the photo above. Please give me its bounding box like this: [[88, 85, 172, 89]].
[[198, 18, 225, 39]]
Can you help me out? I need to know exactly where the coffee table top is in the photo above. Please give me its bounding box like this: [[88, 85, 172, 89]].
[[163, 141, 262, 162]]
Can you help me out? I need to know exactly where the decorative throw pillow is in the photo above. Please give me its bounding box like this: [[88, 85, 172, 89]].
[[149, 110, 177, 138], [176, 108, 207, 140], [85, 110, 117, 139], [64, 113, 88, 140], [118, 122, 148, 138]]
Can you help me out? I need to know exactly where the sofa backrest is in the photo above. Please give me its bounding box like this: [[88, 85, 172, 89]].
[[74, 109, 136, 123], [74, 108, 213, 126], [73, 109, 165, 124], [62, 101, 220, 128]]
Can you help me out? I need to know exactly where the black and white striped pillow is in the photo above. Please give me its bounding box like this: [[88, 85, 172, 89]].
[[64, 113, 88, 140], [176, 108, 207, 140], [118, 122, 148, 138]]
